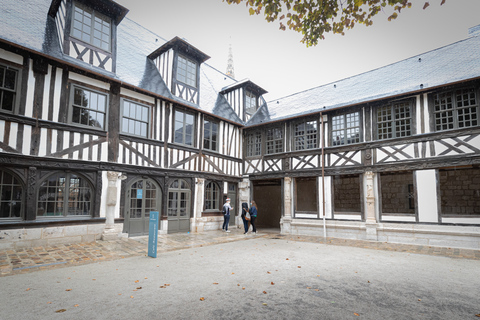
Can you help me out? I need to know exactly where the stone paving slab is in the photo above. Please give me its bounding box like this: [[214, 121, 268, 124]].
[[1, 229, 479, 277]]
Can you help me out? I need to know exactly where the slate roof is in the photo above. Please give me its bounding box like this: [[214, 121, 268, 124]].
[[0, 0, 240, 123], [261, 33, 480, 124]]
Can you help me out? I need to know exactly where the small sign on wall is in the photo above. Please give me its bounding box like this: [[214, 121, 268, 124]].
[[137, 189, 143, 199], [148, 211, 159, 258]]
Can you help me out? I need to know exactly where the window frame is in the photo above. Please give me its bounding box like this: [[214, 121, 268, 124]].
[[69, 84, 108, 130], [0, 63, 20, 114], [173, 108, 196, 147], [0, 169, 24, 221], [330, 110, 362, 146], [246, 130, 262, 158], [431, 86, 479, 132], [176, 55, 197, 88], [375, 99, 415, 140], [203, 118, 219, 152], [245, 90, 258, 117], [120, 98, 150, 138], [265, 126, 284, 155], [70, 1, 112, 52], [204, 181, 221, 212], [293, 118, 319, 151], [36, 172, 94, 219]]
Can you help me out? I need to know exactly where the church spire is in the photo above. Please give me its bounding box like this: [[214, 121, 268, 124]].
[[226, 44, 235, 79]]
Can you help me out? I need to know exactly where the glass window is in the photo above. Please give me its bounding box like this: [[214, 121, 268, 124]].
[[266, 127, 283, 154], [177, 55, 197, 88], [122, 100, 149, 138], [245, 91, 257, 116], [332, 112, 360, 146], [72, 2, 111, 52], [294, 120, 317, 151], [37, 172, 93, 217], [295, 177, 317, 212], [246, 131, 261, 157], [203, 119, 218, 151], [380, 172, 415, 214], [0, 170, 23, 219], [439, 168, 480, 215], [333, 175, 361, 213], [71, 86, 107, 129], [0, 65, 17, 113], [204, 181, 220, 210], [174, 110, 195, 146], [377, 101, 412, 140], [433, 88, 479, 131]]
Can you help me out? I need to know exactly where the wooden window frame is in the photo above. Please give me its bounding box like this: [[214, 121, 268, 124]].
[[71, 1, 112, 52], [375, 99, 414, 140], [121, 99, 150, 138], [203, 118, 219, 152], [265, 126, 284, 155], [0, 63, 20, 114], [173, 108, 196, 147], [246, 131, 262, 158], [0, 169, 24, 220], [245, 90, 258, 117], [69, 84, 108, 130], [293, 118, 318, 151], [330, 110, 362, 146], [204, 181, 221, 212], [176, 55, 197, 88], [431, 86, 479, 132]]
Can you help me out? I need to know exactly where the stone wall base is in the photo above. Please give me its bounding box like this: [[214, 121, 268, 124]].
[[0, 223, 124, 250], [287, 219, 480, 250]]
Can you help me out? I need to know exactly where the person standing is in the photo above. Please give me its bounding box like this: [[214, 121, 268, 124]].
[[249, 200, 258, 234], [222, 198, 233, 233], [241, 202, 249, 234]]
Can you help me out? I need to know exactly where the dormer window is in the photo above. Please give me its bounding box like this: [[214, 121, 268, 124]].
[[177, 55, 197, 88], [245, 91, 257, 116], [72, 2, 111, 52]]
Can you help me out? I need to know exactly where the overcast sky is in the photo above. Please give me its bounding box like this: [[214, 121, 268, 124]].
[[115, 0, 480, 102]]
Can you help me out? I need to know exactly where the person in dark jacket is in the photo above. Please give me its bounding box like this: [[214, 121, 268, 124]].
[[241, 202, 249, 234], [249, 200, 258, 234], [222, 198, 232, 232]]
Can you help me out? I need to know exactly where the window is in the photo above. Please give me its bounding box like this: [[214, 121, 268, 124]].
[[439, 168, 480, 215], [266, 127, 283, 154], [332, 111, 361, 146], [433, 87, 479, 131], [37, 172, 93, 217], [174, 110, 195, 146], [0, 170, 23, 219], [377, 101, 412, 140], [245, 91, 257, 116], [203, 119, 218, 151], [295, 177, 317, 212], [294, 119, 317, 151], [246, 131, 261, 157], [380, 172, 415, 215], [333, 175, 361, 213], [72, 2, 111, 51], [204, 181, 220, 210], [122, 100, 149, 138], [71, 86, 107, 129], [0, 65, 17, 113], [177, 55, 197, 88]]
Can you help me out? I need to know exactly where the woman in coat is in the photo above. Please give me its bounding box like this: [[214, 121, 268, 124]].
[[249, 200, 258, 234]]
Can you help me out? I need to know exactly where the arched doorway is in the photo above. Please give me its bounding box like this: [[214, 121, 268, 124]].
[[125, 178, 162, 236], [167, 179, 191, 233]]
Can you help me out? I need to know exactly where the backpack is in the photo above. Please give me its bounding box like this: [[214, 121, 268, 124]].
[[222, 205, 226, 214]]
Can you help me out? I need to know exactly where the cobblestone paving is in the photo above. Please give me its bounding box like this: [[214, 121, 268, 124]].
[[1, 229, 479, 277]]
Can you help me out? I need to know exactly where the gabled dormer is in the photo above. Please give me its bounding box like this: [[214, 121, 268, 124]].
[[48, 0, 128, 73], [148, 37, 210, 105], [220, 79, 268, 122]]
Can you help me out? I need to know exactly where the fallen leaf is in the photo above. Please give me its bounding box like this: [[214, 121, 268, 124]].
[[263, 291, 267, 294], [271, 282, 275, 285], [136, 287, 142, 290], [159, 286, 166, 288], [130, 296, 134, 298], [307, 287, 311, 289], [298, 266, 301, 268], [26, 288, 31, 291], [135, 280, 139, 283], [133, 289, 137, 292], [242, 287, 245, 290], [267, 271, 271, 274], [315, 289, 319, 291], [237, 284, 240, 286], [199, 297, 205, 301], [354, 313, 360, 316], [47, 302, 52, 304], [418, 299, 422, 301], [475, 314, 480, 317], [144, 277, 148, 279], [213, 282, 219, 285], [286, 258, 289, 260], [74, 304, 79, 307], [262, 303, 267, 306], [165, 284, 170, 286], [65, 289, 72, 291], [118, 294, 122, 295], [55, 309, 67, 313], [231, 273, 235, 275]]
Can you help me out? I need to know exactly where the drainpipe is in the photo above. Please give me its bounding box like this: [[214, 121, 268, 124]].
[[321, 112, 326, 239]]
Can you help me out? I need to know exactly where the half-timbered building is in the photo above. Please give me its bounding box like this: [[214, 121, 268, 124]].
[[0, 0, 479, 250]]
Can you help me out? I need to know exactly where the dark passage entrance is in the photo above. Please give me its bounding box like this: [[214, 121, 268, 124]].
[[252, 179, 282, 229]]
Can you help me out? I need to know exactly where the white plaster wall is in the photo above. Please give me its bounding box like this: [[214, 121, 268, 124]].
[[416, 170, 439, 223], [69, 72, 110, 90], [0, 48, 23, 64], [120, 88, 155, 104], [318, 175, 332, 219]]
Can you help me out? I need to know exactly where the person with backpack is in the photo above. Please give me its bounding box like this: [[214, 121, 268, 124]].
[[249, 200, 258, 234], [222, 198, 233, 233], [241, 202, 250, 234]]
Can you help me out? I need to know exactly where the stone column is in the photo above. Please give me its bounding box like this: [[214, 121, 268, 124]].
[[102, 171, 120, 240], [364, 171, 378, 240], [193, 178, 205, 232], [238, 177, 250, 226], [280, 177, 292, 234]]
